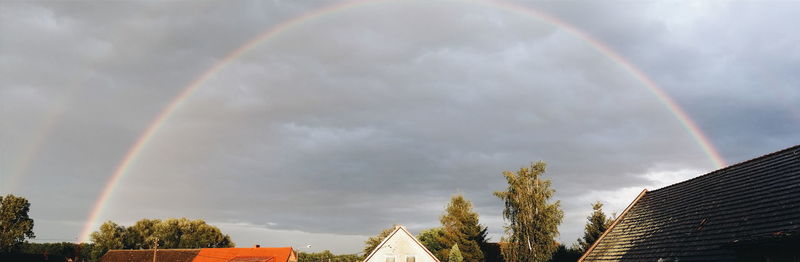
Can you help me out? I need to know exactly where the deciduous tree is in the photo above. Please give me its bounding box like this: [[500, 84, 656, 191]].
[[298, 250, 360, 262], [151, 218, 233, 248], [21, 242, 94, 262], [90, 221, 126, 259], [0, 194, 35, 253], [494, 162, 563, 262], [125, 218, 159, 249], [418, 227, 447, 260], [89, 217, 233, 258], [362, 225, 395, 258]]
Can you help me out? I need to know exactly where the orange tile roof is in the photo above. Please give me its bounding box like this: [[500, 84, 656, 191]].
[[194, 247, 295, 262]]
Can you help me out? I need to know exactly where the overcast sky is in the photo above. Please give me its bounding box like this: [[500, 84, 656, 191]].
[[2, 0, 799, 254]]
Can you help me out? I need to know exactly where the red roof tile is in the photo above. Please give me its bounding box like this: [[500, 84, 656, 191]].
[[100, 247, 296, 262], [195, 247, 295, 262]]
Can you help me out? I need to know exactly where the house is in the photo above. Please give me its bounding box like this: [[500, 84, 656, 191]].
[[580, 144, 800, 261], [363, 225, 440, 262], [100, 246, 297, 262]]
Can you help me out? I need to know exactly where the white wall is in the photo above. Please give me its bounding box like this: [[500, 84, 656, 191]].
[[364, 228, 438, 262]]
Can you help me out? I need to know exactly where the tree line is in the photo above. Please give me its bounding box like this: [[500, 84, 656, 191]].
[[298, 250, 362, 262], [360, 161, 614, 262], [89, 218, 234, 258], [2, 160, 614, 262]]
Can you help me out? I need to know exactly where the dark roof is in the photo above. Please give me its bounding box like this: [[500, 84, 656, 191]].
[[581, 144, 800, 261], [101, 249, 199, 262]]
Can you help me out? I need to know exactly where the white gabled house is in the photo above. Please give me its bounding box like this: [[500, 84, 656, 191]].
[[363, 225, 440, 262]]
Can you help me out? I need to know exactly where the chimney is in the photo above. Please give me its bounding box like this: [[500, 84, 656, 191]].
[[254, 245, 260, 248]]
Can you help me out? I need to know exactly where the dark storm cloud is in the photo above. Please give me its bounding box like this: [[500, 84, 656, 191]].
[[2, 0, 798, 253], [533, 0, 800, 161], [100, 0, 708, 243]]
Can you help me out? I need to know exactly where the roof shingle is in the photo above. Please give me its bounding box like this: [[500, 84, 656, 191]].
[[581, 144, 800, 261]]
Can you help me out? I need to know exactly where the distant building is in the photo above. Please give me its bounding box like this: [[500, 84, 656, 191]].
[[580, 144, 800, 261], [100, 246, 297, 262], [363, 225, 440, 262]]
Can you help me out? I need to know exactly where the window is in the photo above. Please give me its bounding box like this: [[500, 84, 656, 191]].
[[406, 256, 415, 262], [385, 256, 395, 262]]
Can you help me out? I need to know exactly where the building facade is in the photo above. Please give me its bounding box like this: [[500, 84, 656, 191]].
[[364, 225, 440, 262]]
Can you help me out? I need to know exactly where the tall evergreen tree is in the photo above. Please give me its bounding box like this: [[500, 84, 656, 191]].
[[439, 194, 487, 262], [494, 162, 563, 262], [577, 201, 613, 252], [448, 244, 463, 262], [0, 194, 35, 253]]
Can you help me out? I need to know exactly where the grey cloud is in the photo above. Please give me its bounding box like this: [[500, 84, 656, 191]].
[[3, 0, 798, 253]]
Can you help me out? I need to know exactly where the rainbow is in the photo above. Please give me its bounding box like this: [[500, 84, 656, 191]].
[[78, 0, 726, 242]]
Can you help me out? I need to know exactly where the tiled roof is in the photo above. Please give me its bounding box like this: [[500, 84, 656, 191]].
[[100, 247, 294, 262], [581, 144, 800, 261], [101, 249, 199, 262], [228, 256, 276, 262], [195, 247, 293, 262]]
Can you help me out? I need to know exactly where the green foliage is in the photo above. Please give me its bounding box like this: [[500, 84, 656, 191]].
[[0, 194, 35, 253], [548, 244, 582, 262], [448, 244, 463, 262], [494, 162, 564, 262], [125, 218, 159, 249], [439, 194, 487, 262], [90, 221, 126, 259], [576, 201, 613, 253], [89, 218, 233, 259], [20, 242, 94, 262], [362, 225, 395, 258], [418, 227, 447, 260], [298, 250, 361, 262], [418, 195, 488, 261], [151, 218, 233, 249]]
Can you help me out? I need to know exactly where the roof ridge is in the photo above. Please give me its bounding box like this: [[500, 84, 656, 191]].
[[650, 144, 800, 193]]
